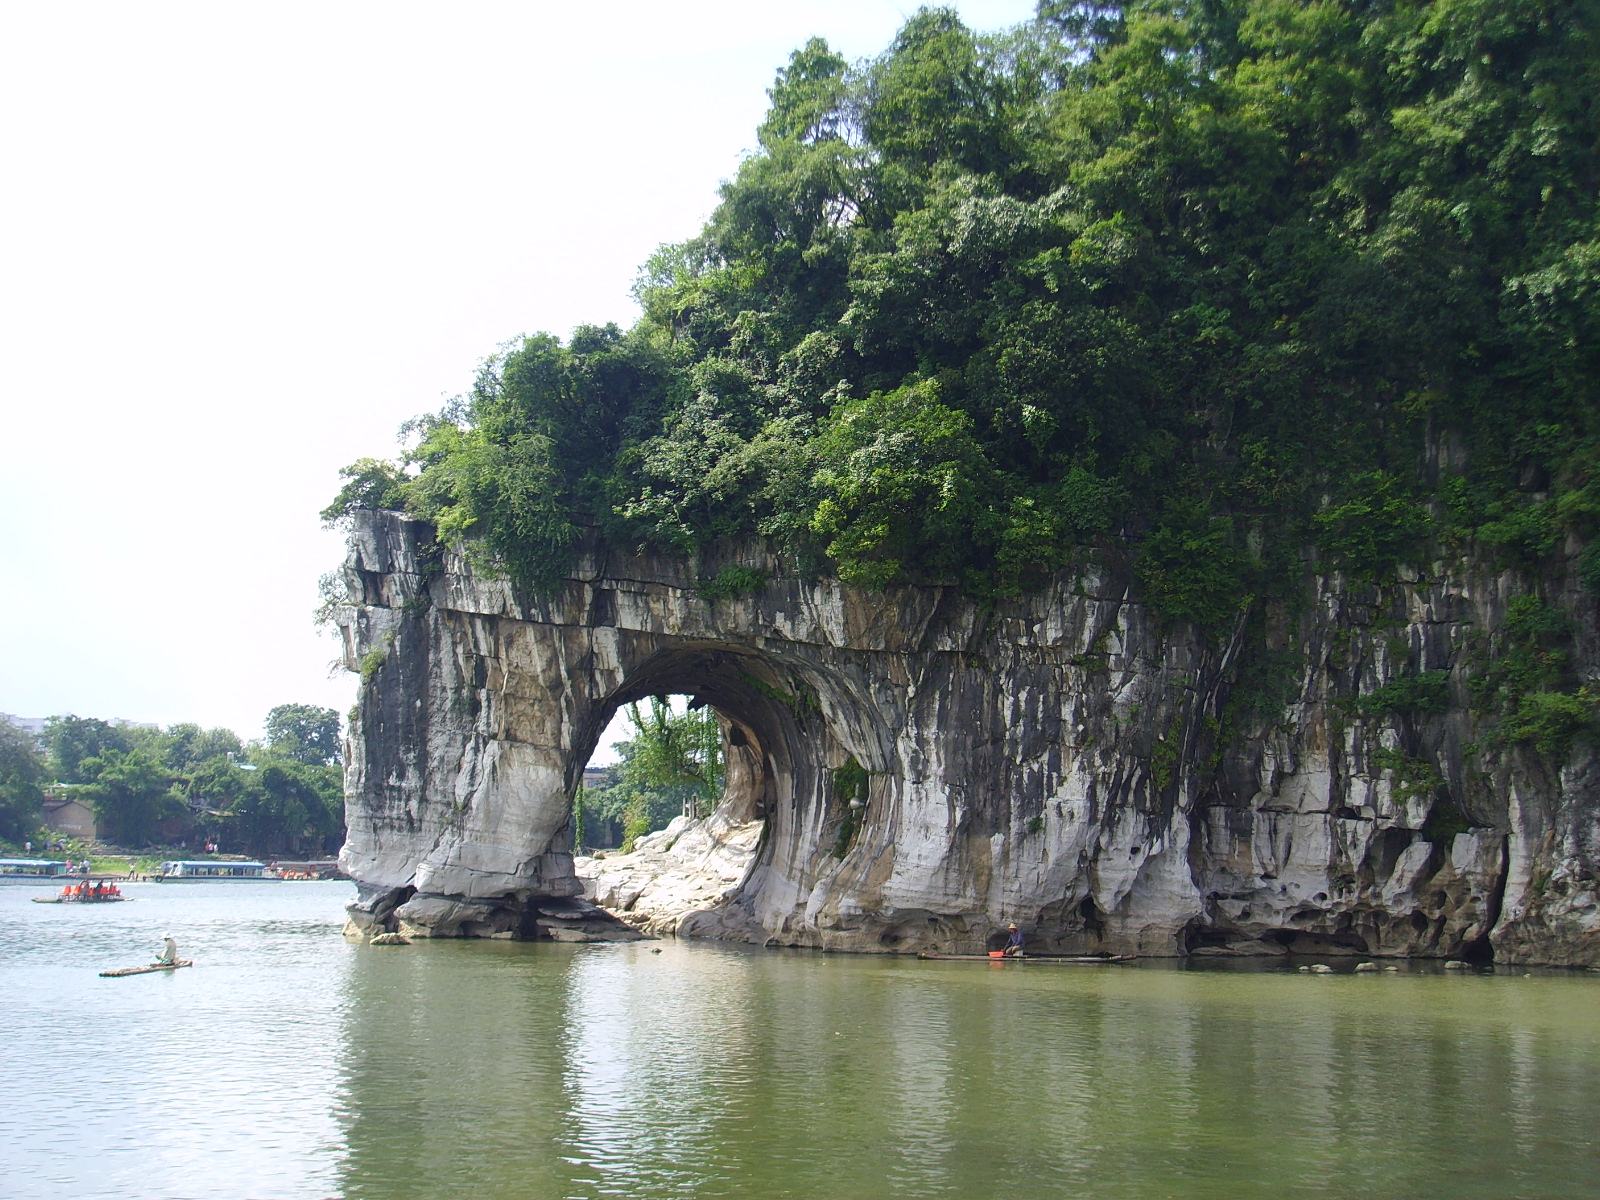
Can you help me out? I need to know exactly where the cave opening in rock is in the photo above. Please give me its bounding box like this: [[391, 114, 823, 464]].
[[563, 645, 844, 935], [575, 692, 727, 853]]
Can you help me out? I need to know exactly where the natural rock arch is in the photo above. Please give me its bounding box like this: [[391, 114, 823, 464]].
[[336, 512, 910, 946], [334, 511, 1598, 964]]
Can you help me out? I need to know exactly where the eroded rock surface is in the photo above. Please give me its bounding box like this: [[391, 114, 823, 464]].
[[335, 511, 1599, 964], [576, 812, 764, 937]]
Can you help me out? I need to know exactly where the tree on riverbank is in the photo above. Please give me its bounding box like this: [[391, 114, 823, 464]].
[[0, 722, 45, 841], [264, 704, 342, 767], [79, 748, 181, 847], [45, 716, 130, 784], [5, 706, 346, 854], [189, 754, 343, 855]]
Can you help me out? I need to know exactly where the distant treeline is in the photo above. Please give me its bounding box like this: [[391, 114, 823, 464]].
[[0, 705, 343, 854]]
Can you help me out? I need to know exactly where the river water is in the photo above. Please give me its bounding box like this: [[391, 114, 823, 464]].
[[1, 880, 1595, 1200]]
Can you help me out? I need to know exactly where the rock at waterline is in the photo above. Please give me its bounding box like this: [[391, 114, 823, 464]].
[[1355, 962, 1379, 972], [1444, 960, 1469, 970], [370, 932, 410, 946]]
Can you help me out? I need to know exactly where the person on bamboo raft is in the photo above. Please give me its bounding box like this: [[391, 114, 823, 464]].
[[1003, 923, 1024, 957], [156, 934, 178, 965]]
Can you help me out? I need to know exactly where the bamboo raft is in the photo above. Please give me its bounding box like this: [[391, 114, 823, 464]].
[[33, 894, 127, 904], [916, 952, 1130, 964], [98, 960, 193, 978]]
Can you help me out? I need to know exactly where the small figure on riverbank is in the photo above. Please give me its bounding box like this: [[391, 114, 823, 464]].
[[1003, 923, 1024, 957], [157, 934, 178, 965]]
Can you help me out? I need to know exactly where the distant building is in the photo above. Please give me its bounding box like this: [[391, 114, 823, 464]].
[[581, 765, 615, 791], [40, 788, 96, 840], [1, 713, 49, 741], [3, 712, 157, 741]]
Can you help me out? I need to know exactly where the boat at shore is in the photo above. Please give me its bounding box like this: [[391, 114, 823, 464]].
[[916, 952, 1130, 964], [269, 859, 347, 881], [0, 858, 78, 884], [153, 860, 279, 882]]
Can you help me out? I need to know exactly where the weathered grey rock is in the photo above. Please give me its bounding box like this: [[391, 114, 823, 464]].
[[1310, 963, 1335, 974], [1355, 961, 1378, 972], [394, 894, 512, 939], [577, 811, 764, 937], [369, 931, 410, 946], [334, 511, 1599, 965], [526, 895, 647, 943]]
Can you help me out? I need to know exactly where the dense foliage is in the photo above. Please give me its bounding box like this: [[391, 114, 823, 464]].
[[0, 723, 46, 841], [331, 1, 1600, 753], [264, 703, 343, 767]]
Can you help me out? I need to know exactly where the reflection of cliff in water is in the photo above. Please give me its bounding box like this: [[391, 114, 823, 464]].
[[331, 941, 578, 1200], [329, 945, 1600, 1200]]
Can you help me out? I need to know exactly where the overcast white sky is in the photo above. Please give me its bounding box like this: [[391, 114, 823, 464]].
[[0, 0, 1036, 755]]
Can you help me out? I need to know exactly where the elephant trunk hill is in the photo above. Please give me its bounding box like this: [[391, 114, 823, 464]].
[[334, 509, 1598, 966]]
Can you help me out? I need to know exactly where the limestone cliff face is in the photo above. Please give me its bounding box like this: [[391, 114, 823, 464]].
[[334, 510, 1598, 965]]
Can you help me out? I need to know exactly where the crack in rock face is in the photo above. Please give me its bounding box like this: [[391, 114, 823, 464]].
[[334, 512, 1599, 965]]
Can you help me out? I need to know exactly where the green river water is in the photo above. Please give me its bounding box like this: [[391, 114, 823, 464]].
[[1, 880, 1595, 1199]]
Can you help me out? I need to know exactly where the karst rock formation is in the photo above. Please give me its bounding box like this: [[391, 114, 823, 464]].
[[335, 511, 1598, 965]]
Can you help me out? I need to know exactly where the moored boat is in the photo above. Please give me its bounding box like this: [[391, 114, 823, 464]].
[[152, 860, 279, 882], [267, 859, 346, 881], [0, 858, 76, 884]]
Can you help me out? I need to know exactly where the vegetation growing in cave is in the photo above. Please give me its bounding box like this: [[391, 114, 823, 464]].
[[329, 1, 1600, 757], [578, 699, 725, 850]]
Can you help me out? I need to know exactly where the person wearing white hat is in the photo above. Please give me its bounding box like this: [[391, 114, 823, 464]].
[[156, 933, 179, 965]]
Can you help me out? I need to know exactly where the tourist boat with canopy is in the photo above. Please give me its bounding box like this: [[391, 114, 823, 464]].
[[153, 860, 280, 882], [0, 858, 76, 884]]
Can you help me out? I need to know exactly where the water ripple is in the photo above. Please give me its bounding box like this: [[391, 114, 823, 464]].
[[3, 890, 1598, 1199]]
